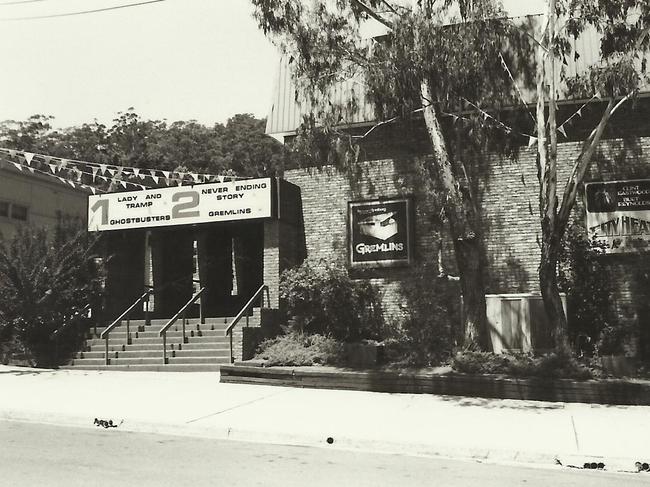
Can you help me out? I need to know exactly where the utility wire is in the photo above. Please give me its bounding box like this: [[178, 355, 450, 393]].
[[0, 0, 46, 6], [0, 0, 164, 20]]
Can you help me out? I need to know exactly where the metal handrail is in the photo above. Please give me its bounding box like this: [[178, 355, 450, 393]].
[[101, 289, 153, 365], [159, 287, 205, 364], [224, 284, 270, 363]]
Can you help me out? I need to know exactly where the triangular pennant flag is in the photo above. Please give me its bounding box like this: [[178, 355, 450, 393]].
[[150, 174, 159, 184], [528, 136, 538, 148], [191, 173, 200, 182], [165, 178, 173, 186], [59, 159, 68, 169], [558, 125, 567, 138], [107, 168, 117, 176], [99, 164, 108, 174], [119, 180, 127, 189], [49, 164, 57, 174], [577, 108, 582, 118], [218, 175, 225, 183], [139, 184, 147, 190], [67, 179, 76, 188], [91, 166, 99, 181], [162, 170, 170, 178], [98, 175, 107, 182], [132, 168, 140, 177], [42, 156, 51, 164], [138, 173, 146, 180], [12, 162, 23, 171], [57, 177, 66, 184], [28, 167, 35, 174], [24, 152, 34, 165], [90, 187, 97, 195], [8, 149, 16, 158]]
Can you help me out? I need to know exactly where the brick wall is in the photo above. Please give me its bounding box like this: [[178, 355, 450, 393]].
[[285, 158, 441, 321], [282, 103, 650, 329]]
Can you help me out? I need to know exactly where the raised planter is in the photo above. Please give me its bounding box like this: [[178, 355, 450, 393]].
[[220, 365, 650, 406]]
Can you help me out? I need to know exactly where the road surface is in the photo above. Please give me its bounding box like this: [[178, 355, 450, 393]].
[[1, 421, 648, 486]]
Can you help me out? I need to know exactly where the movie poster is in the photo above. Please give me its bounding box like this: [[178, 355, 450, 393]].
[[348, 198, 412, 267], [585, 179, 650, 254]]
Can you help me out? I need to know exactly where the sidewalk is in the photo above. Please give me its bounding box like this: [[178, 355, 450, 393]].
[[1, 365, 649, 472]]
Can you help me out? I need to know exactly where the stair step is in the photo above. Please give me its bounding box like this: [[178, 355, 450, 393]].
[[60, 364, 223, 372], [72, 356, 227, 366], [78, 349, 231, 359]]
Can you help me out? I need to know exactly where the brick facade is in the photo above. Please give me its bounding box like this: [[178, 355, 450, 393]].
[[281, 102, 650, 335]]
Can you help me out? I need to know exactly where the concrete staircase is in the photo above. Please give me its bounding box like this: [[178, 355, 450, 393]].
[[63, 312, 260, 372]]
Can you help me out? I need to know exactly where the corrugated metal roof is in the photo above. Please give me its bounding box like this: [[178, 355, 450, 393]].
[[265, 19, 625, 137]]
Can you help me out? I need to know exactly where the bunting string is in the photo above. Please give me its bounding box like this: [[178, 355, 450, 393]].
[[0, 147, 246, 191], [0, 156, 106, 194], [498, 52, 537, 125]]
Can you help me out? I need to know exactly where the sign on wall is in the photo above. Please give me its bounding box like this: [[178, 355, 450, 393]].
[[348, 197, 413, 267], [88, 177, 273, 232], [585, 179, 650, 254]]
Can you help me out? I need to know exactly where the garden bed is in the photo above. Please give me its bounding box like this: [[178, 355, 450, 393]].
[[220, 363, 650, 405]]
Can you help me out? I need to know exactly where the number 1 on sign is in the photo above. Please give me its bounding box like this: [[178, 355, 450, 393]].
[[90, 199, 109, 225]]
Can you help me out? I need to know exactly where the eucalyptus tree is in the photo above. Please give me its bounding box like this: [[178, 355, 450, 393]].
[[252, 0, 535, 350], [534, 0, 650, 355]]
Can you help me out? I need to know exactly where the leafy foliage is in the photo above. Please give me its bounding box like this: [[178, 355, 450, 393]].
[[386, 264, 460, 366], [0, 110, 287, 177], [0, 221, 103, 366], [558, 221, 614, 351], [451, 351, 593, 380], [254, 332, 344, 366], [279, 258, 384, 341]]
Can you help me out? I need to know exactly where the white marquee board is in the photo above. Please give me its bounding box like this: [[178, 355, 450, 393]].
[[88, 177, 273, 232]]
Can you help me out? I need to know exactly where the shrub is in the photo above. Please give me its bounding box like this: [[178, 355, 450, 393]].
[[254, 332, 344, 366], [451, 351, 593, 380], [279, 258, 383, 341], [558, 221, 614, 353], [0, 220, 104, 367], [389, 264, 460, 366]]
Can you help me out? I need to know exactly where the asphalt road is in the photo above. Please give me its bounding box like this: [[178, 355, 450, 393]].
[[1, 421, 649, 487]]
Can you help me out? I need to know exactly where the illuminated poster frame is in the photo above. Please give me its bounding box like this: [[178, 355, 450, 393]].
[[348, 197, 413, 268], [585, 179, 650, 254]]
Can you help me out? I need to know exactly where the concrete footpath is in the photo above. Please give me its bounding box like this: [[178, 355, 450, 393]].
[[1, 365, 649, 473]]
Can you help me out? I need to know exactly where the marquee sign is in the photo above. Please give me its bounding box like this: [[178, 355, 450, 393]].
[[585, 179, 650, 254], [348, 197, 412, 267], [88, 177, 273, 232]]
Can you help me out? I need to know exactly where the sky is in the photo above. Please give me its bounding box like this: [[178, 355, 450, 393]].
[[0, 0, 280, 129], [0, 0, 544, 131]]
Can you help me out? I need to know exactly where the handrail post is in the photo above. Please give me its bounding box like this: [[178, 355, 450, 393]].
[[126, 318, 131, 346], [145, 295, 151, 326], [162, 333, 167, 364], [105, 336, 109, 366], [182, 312, 187, 344], [229, 332, 233, 364], [199, 300, 204, 325]]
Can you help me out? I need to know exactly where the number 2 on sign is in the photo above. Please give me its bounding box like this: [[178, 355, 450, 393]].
[[171, 191, 200, 218]]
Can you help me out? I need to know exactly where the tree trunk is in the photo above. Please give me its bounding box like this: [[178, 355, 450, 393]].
[[539, 224, 572, 357], [455, 238, 490, 351], [420, 80, 491, 351]]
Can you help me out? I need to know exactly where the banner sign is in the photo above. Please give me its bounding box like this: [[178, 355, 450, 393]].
[[585, 179, 650, 253], [348, 197, 412, 267], [88, 177, 273, 232]]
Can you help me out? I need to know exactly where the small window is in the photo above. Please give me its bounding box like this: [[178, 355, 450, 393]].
[[0, 201, 8, 218], [11, 204, 28, 221]]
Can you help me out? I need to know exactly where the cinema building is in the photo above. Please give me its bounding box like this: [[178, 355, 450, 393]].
[[8, 55, 650, 371]]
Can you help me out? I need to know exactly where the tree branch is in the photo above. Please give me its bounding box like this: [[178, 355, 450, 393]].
[[556, 97, 617, 229], [351, 0, 394, 29]]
